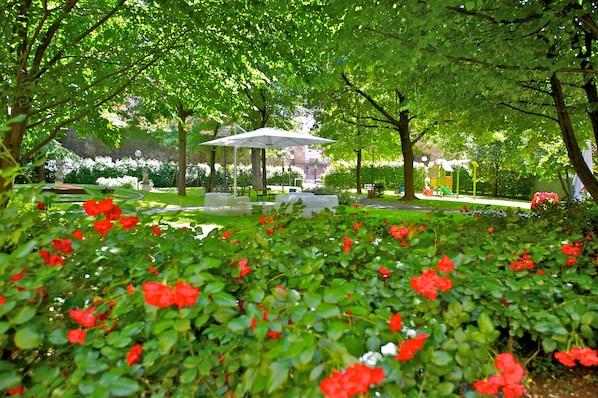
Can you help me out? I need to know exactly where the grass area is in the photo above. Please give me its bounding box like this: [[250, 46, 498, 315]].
[[29, 184, 530, 231]]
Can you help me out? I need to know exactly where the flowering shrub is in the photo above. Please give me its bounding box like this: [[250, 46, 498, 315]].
[[96, 176, 143, 189], [0, 185, 597, 397]]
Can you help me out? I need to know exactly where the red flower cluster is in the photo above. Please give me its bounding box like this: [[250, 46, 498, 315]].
[[395, 334, 428, 361], [67, 329, 87, 344], [236, 259, 251, 278], [69, 307, 99, 328], [52, 238, 74, 254], [411, 256, 455, 299], [320, 363, 384, 398], [352, 222, 363, 231], [562, 241, 583, 266], [126, 344, 143, 366], [509, 252, 534, 271], [83, 198, 140, 235], [473, 353, 525, 398], [389, 224, 414, 246], [530, 192, 559, 210], [343, 237, 353, 253], [389, 313, 402, 332], [142, 281, 200, 309], [39, 249, 64, 266], [554, 347, 598, 367]]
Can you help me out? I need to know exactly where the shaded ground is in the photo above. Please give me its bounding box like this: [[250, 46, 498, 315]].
[[526, 367, 598, 397]]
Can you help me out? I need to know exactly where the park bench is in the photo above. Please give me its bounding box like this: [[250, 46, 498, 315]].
[[255, 187, 275, 201]]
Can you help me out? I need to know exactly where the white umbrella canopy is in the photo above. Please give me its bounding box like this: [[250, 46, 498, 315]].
[[202, 127, 335, 194], [202, 127, 336, 148]]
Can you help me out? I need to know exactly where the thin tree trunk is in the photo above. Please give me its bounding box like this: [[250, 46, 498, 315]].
[[398, 107, 417, 201], [356, 149, 362, 193], [550, 73, 598, 202]]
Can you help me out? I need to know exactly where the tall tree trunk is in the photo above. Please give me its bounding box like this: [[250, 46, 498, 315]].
[[177, 120, 187, 196], [356, 149, 362, 193], [207, 125, 219, 192], [550, 73, 598, 202], [0, 114, 28, 206], [398, 107, 417, 201], [176, 103, 192, 197]]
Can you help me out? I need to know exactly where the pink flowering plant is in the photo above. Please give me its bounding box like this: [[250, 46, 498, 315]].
[[0, 183, 597, 397]]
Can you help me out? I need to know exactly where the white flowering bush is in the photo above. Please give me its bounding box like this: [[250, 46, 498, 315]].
[[95, 176, 144, 189]]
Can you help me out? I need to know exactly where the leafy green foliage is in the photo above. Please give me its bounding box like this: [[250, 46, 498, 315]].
[[1, 180, 596, 396]]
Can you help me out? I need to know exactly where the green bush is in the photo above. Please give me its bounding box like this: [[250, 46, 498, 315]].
[[1, 184, 596, 397]]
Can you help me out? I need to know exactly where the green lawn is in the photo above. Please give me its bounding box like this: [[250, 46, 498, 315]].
[[29, 184, 530, 231]]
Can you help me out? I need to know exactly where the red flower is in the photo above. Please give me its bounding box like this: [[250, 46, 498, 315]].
[[379, 267, 391, 278], [473, 352, 526, 397], [389, 313, 402, 332], [395, 334, 428, 361], [343, 237, 353, 253], [97, 198, 122, 220], [142, 282, 174, 308], [67, 329, 87, 344], [37, 202, 46, 210], [119, 216, 138, 230], [0, 296, 6, 305], [94, 219, 114, 234], [126, 284, 135, 294], [151, 225, 161, 235], [509, 252, 534, 271], [565, 257, 577, 266], [266, 228, 275, 235], [52, 238, 74, 254], [69, 307, 98, 328], [11, 267, 25, 283], [7, 386, 24, 396], [487, 227, 494, 233], [237, 259, 250, 278], [83, 200, 101, 216], [411, 269, 453, 299], [389, 224, 413, 240], [320, 363, 384, 398], [147, 266, 159, 275], [223, 230, 232, 239], [561, 242, 582, 256], [352, 222, 363, 231], [39, 249, 64, 266], [435, 255, 454, 274], [473, 375, 504, 395], [173, 282, 200, 309], [353, 203, 360, 208], [126, 344, 143, 366], [496, 353, 525, 385], [555, 347, 598, 367], [72, 229, 84, 240]]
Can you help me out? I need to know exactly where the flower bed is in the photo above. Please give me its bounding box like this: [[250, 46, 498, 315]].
[[0, 187, 597, 397]]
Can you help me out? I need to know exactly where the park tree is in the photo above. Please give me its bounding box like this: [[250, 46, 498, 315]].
[[354, 0, 598, 202], [0, 0, 184, 200]]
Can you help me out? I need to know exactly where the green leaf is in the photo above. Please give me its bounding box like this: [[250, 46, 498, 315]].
[[315, 303, 341, 319], [11, 240, 38, 259], [0, 371, 21, 390], [11, 306, 37, 325], [267, 361, 289, 393], [477, 312, 495, 334], [14, 326, 42, 349], [109, 377, 139, 397], [158, 330, 178, 354], [48, 329, 68, 345], [180, 368, 198, 384], [431, 350, 453, 367]]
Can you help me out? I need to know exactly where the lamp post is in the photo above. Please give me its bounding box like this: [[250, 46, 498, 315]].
[[134, 150, 142, 190], [281, 155, 286, 192]]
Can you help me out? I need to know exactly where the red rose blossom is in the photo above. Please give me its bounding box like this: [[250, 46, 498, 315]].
[[126, 344, 143, 366], [142, 282, 174, 308], [67, 329, 86, 344], [173, 282, 200, 309]]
